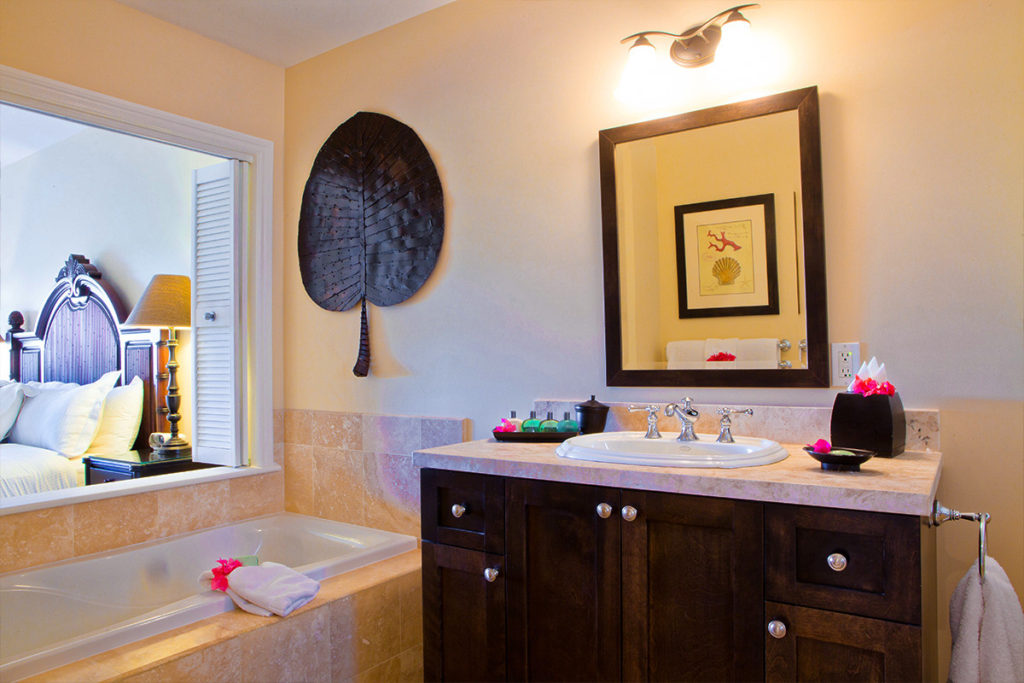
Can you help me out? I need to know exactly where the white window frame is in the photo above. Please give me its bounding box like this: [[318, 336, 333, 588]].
[[0, 65, 275, 513]]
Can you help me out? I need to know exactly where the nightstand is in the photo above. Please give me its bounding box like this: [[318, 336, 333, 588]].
[[83, 450, 214, 484]]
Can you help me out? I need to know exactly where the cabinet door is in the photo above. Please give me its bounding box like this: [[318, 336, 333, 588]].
[[621, 490, 764, 682], [765, 601, 922, 682], [506, 479, 621, 682], [422, 542, 506, 682]]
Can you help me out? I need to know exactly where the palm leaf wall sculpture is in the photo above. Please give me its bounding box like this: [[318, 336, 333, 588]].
[[298, 112, 444, 376]]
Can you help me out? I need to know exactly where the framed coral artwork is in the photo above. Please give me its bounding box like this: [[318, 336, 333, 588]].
[[674, 193, 779, 318]]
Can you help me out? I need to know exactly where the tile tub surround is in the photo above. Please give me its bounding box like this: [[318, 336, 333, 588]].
[[281, 410, 469, 537], [24, 550, 422, 683], [414, 440, 941, 516], [0, 473, 285, 575], [535, 400, 940, 452]]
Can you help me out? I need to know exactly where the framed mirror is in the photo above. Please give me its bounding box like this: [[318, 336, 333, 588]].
[[599, 86, 828, 387]]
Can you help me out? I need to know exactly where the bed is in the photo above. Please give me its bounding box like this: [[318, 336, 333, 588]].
[[2, 254, 160, 498]]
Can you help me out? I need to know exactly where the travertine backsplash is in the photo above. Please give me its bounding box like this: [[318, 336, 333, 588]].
[[534, 400, 940, 451], [279, 410, 469, 537]]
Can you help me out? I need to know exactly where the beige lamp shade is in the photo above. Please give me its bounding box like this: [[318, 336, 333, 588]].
[[125, 274, 191, 328]]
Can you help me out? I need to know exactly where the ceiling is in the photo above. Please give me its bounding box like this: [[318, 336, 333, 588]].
[[112, 0, 457, 67]]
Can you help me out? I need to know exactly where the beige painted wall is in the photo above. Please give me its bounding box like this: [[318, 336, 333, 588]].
[[284, 0, 1023, 675]]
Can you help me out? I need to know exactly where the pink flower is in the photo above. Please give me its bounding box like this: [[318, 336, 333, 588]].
[[706, 352, 737, 362], [210, 558, 242, 591], [877, 381, 896, 396], [806, 438, 831, 454], [850, 376, 879, 396], [494, 419, 516, 433]]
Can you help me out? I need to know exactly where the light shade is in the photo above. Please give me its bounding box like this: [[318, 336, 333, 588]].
[[615, 36, 660, 103], [125, 274, 191, 328]]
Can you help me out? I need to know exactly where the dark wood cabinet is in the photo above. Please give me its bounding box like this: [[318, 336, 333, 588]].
[[421, 469, 927, 682], [422, 542, 506, 682], [506, 479, 622, 682], [765, 602, 921, 682], [621, 489, 763, 682]]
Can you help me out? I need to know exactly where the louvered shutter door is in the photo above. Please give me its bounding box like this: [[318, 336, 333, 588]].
[[191, 160, 243, 466]]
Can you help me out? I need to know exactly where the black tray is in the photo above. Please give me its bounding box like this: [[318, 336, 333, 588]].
[[492, 430, 579, 443]]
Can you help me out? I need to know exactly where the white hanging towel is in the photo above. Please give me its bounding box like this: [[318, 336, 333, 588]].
[[737, 338, 781, 368], [948, 556, 1024, 683], [666, 340, 706, 369]]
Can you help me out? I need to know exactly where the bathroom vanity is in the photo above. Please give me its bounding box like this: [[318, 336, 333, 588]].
[[414, 439, 941, 682]]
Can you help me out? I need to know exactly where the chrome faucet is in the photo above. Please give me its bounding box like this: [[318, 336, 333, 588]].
[[716, 407, 753, 443], [628, 404, 662, 439], [664, 398, 700, 442]]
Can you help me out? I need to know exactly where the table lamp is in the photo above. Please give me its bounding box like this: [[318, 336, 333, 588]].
[[125, 274, 191, 456]]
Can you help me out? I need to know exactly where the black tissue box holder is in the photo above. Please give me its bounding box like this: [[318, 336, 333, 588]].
[[830, 392, 906, 458]]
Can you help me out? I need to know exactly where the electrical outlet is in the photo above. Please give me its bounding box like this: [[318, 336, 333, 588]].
[[831, 342, 861, 387]]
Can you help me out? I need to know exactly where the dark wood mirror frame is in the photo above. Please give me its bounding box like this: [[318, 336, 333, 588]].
[[599, 86, 829, 387]]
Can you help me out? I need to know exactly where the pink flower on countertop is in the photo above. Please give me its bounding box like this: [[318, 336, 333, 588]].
[[876, 381, 896, 396], [494, 419, 516, 433], [210, 558, 242, 591], [706, 352, 737, 362], [806, 439, 831, 454]]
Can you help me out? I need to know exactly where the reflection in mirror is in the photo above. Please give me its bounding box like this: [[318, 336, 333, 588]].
[[0, 103, 223, 501], [600, 86, 829, 387]]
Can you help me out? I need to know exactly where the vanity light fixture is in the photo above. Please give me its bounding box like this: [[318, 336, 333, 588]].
[[617, 3, 758, 96]]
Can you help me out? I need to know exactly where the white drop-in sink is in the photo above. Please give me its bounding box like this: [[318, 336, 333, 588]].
[[555, 431, 789, 468]]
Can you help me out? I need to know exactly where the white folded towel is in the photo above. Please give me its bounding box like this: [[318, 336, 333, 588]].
[[705, 338, 739, 358], [203, 562, 320, 617], [949, 556, 1024, 683]]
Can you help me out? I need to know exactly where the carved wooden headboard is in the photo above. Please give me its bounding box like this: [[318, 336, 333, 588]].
[[7, 254, 161, 451]]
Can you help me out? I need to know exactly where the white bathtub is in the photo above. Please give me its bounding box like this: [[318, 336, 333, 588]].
[[0, 512, 418, 681]]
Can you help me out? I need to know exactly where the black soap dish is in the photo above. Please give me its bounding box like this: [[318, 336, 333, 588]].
[[803, 446, 875, 472]]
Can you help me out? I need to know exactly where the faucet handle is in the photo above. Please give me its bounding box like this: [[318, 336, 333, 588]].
[[628, 404, 660, 416], [628, 404, 662, 439], [716, 407, 753, 443]]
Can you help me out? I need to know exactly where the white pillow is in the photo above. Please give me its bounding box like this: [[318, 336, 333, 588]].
[[0, 383, 26, 440], [8, 370, 120, 455], [86, 376, 144, 455]]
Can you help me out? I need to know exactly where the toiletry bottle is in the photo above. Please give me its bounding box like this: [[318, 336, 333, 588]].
[[507, 410, 523, 432], [522, 410, 541, 432], [539, 411, 559, 432], [557, 411, 579, 433]]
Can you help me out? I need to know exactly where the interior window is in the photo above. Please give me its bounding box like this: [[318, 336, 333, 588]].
[[0, 67, 274, 508]]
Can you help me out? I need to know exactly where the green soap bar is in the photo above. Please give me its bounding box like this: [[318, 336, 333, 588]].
[[235, 555, 259, 566], [830, 449, 856, 456]]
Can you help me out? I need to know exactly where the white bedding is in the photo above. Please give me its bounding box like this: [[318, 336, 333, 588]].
[[0, 443, 83, 498]]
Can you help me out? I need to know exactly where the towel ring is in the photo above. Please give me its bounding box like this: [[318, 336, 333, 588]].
[[930, 500, 991, 583]]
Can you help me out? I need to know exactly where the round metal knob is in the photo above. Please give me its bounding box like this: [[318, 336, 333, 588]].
[[596, 503, 613, 519], [621, 506, 638, 522], [483, 567, 499, 583], [451, 503, 467, 518], [204, 311, 216, 321], [827, 552, 848, 572], [768, 620, 787, 639]]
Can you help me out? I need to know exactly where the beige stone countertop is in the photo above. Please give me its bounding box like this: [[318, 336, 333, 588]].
[[413, 439, 942, 516]]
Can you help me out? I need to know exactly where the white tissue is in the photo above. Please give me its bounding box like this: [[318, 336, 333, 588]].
[[848, 356, 887, 391]]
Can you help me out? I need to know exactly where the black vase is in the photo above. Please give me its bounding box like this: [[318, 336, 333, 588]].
[[830, 392, 906, 457]]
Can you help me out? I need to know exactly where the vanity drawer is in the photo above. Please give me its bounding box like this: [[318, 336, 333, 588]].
[[765, 504, 921, 624], [421, 469, 504, 553]]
